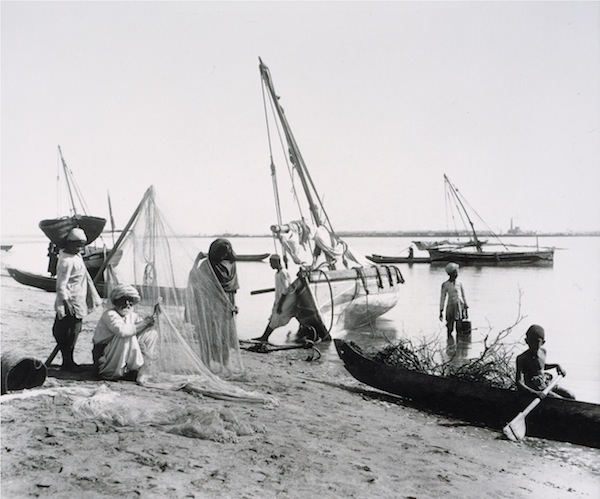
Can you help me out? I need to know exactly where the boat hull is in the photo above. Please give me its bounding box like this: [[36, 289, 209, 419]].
[[334, 339, 600, 448], [234, 253, 270, 262], [294, 265, 403, 338], [427, 248, 554, 265], [366, 254, 432, 264], [7, 268, 108, 297], [39, 215, 107, 247]]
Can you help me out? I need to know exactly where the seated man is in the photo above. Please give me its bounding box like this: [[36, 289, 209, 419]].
[[92, 284, 159, 384]]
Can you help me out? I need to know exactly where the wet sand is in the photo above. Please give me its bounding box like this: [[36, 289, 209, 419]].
[[1, 274, 599, 498]]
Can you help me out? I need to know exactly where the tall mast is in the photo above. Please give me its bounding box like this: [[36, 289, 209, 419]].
[[444, 174, 481, 251], [58, 145, 78, 216], [259, 58, 323, 228]]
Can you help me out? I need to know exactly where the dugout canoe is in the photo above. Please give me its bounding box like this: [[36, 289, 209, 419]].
[[6, 267, 185, 303], [366, 254, 433, 264], [235, 253, 270, 262], [334, 339, 600, 448], [6, 267, 107, 297]]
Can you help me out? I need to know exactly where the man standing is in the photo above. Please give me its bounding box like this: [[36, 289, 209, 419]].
[[53, 228, 102, 371], [252, 254, 294, 343], [439, 262, 468, 338]]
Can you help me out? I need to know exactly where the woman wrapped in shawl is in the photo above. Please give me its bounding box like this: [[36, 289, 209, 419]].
[[184, 239, 244, 378]]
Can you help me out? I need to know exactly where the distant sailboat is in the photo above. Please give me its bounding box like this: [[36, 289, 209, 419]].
[[414, 175, 555, 265]]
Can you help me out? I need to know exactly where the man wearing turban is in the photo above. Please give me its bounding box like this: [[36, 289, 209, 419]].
[[439, 262, 468, 338], [92, 283, 158, 383], [53, 228, 103, 371]]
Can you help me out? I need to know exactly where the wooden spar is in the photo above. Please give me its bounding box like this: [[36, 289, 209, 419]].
[[93, 186, 155, 284], [58, 145, 78, 217], [107, 190, 116, 246], [444, 174, 481, 251], [259, 58, 323, 230]]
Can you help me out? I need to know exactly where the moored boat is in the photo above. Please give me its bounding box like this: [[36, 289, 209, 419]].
[[258, 59, 403, 338], [366, 254, 433, 264], [414, 175, 555, 266], [334, 339, 600, 448]]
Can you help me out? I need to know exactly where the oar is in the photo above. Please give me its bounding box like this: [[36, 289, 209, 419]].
[[502, 374, 563, 442], [250, 287, 275, 295]]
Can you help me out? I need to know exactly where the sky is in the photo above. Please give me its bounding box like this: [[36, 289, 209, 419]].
[[1, 1, 599, 237]]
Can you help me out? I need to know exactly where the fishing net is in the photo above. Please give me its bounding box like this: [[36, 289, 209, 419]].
[[100, 186, 274, 403]]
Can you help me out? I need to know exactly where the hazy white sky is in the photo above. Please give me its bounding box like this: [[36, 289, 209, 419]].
[[2, 1, 599, 237]]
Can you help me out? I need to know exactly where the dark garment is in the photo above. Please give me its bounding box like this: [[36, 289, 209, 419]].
[[208, 238, 239, 293], [52, 313, 82, 365]]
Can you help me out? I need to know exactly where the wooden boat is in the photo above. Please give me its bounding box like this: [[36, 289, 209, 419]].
[[1, 245, 13, 251], [366, 254, 432, 264], [259, 59, 403, 338], [195, 251, 270, 262], [414, 175, 555, 265], [7, 266, 183, 303], [7, 267, 108, 297], [235, 253, 270, 262], [39, 146, 106, 248], [334, 339, 600, 448]]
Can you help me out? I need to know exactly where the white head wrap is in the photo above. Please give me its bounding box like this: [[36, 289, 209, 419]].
[[67, 227, 87, 242], [445, 262, 459, 275], [110, 284, 141, 304]]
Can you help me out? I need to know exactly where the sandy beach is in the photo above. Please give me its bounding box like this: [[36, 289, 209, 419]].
[[1, 273, 599, 498]]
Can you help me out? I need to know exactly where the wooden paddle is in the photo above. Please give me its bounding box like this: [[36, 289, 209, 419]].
[[503, 374, 563, 442]]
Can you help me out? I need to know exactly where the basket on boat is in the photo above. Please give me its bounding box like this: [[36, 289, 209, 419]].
[[1, 351, 47, 395], [39, 215, 106, 247]]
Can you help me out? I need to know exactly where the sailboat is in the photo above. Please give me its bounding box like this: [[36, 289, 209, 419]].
[[414, 175, 555, 265], [38, 146, 108, 278], [258, 59, 404, 338], [7, 147, 111, 294]]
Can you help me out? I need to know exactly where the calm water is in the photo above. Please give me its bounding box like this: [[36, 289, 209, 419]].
[[2, 235, 599, 403]]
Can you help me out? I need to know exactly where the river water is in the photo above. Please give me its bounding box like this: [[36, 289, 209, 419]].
[[2, 234, 599, 403]]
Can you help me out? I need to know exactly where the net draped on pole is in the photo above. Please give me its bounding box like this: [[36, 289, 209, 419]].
[[101, 186, 273, 403]]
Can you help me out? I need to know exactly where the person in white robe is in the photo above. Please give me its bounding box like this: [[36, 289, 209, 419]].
[[93, 284, 158, 384]]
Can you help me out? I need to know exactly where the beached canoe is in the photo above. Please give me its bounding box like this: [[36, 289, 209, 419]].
[[6, 268, 107, 296], [6, 267, 186, 303], [334, 339, 600, 448]]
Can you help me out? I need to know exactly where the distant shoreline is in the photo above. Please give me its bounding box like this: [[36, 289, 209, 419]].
[[3, 230, 599, 241]]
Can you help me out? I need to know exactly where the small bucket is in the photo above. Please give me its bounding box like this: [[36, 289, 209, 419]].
[[457, 320, 472, 335]]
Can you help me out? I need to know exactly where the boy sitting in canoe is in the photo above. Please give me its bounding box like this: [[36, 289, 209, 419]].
[[515, 325, 575, 399]]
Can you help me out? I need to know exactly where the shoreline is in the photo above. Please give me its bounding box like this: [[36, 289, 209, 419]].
[[1, 274, 599, 498]]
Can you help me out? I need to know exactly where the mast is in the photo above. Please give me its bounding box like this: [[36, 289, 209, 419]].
[[259, 58, 323, 228], [58, 145, 78, 217], [444, 174, 482, 251]]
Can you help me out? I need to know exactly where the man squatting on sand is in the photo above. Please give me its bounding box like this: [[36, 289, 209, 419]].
[[516, 324, 575, 399], [92, 284, 159, 385], [53, 228, 103, 371], [439, 262, 468, 337]]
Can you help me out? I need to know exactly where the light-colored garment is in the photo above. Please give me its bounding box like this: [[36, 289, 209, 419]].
[[268, 268, 295, 328], [184, 259, 244, 378], [93, 309, 157, 380], [440, 279, 467, 322], [54, 250, 102, 319]]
